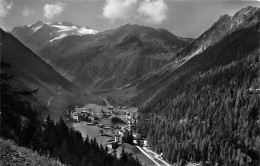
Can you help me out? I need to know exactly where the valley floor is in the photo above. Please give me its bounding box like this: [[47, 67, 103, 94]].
[[66, 102, 158, 166]]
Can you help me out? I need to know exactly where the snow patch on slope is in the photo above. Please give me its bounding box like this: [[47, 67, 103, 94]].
[[78, 27, 98, 35], [50, 33, 68, 42], [50, 24, 98, 35], [31, 25, 43, 32], [51, 25, 78, 32], [48, 24, 98, 42]]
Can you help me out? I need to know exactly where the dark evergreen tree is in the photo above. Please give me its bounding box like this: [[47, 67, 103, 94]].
[[137, 25, 260, 166]]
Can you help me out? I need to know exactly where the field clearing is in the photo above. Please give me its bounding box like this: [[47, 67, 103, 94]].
[[124, 107, 138, 114], [83, 103, 107, 113], [68, 121, 115, 145], [100, 118, 111, 125]]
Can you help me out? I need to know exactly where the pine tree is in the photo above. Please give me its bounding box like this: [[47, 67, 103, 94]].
[[120, 149, 128, 162]]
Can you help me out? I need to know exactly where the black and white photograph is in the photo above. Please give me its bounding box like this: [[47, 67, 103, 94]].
[[0, 0, 260, 165]]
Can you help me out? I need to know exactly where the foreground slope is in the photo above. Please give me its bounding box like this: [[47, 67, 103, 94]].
[[1, 29, 88, 119], [0, 138, 65, 166], [137, 17, 260, 166]]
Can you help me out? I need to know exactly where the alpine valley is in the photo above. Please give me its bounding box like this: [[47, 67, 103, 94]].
[[12, 21, 193, 105], [1, 4, 260, 166]]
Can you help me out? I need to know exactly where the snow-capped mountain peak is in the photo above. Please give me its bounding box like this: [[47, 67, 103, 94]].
[[11, 21, 98, 52], [27, 21, 98, 42]]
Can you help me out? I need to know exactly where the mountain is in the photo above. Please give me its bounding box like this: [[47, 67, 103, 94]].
[[35, 24, 192, 91], [131, 6, 260, 105], [10, 7, 259, 106], [1, 29, 88, 120], [136, 7, 260, 166], [11, 21, 98, 53], [174, 6, 260, 64]]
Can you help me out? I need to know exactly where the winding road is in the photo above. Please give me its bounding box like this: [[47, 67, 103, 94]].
[[136, 146, 162, 166], [46, 96, 53, 107]]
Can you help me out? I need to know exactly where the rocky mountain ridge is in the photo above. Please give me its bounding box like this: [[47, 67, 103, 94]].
[[37, 23, 192, 90], [11, 21, 98, 53]]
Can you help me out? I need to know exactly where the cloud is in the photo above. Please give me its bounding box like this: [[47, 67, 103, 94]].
[[22, 6, 35, 17], [102, 0, 168, 24], [102, 0, 137, 22], [0, 0, 12, 18], [43, 2, 66, 19], [138, 0, 168, 24]]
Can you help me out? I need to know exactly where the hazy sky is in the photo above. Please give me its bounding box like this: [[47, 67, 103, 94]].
[[0, 0, 259, 38]]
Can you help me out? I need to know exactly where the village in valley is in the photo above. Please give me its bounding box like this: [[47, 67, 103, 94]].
[[63, 103, 145, 146], [61, 96, 174, 166]]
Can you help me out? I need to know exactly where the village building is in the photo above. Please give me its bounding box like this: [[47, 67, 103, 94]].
[[132, 132, 141, 139], [89, 116, 95, 121], [80, 110, 88, 117], [114, 134, 122, 144], [107, 144, 112, 149], [143, 140, 148, 146], [71, 112, 80, 122], [119, 130, 124, 136], [127, 121, 132, 127], [133, 139, 138, 144], [104, 125, 111, 129], [107, 142, 119, 149]]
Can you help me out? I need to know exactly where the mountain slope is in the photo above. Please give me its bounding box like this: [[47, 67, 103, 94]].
[[136, 13, 260, 166], [132, 6, 260, 105], [1, 29, 88, 119], [174, 6, 260, 63], [11, 21, 98, 53], [38, 24, 192, 90]]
